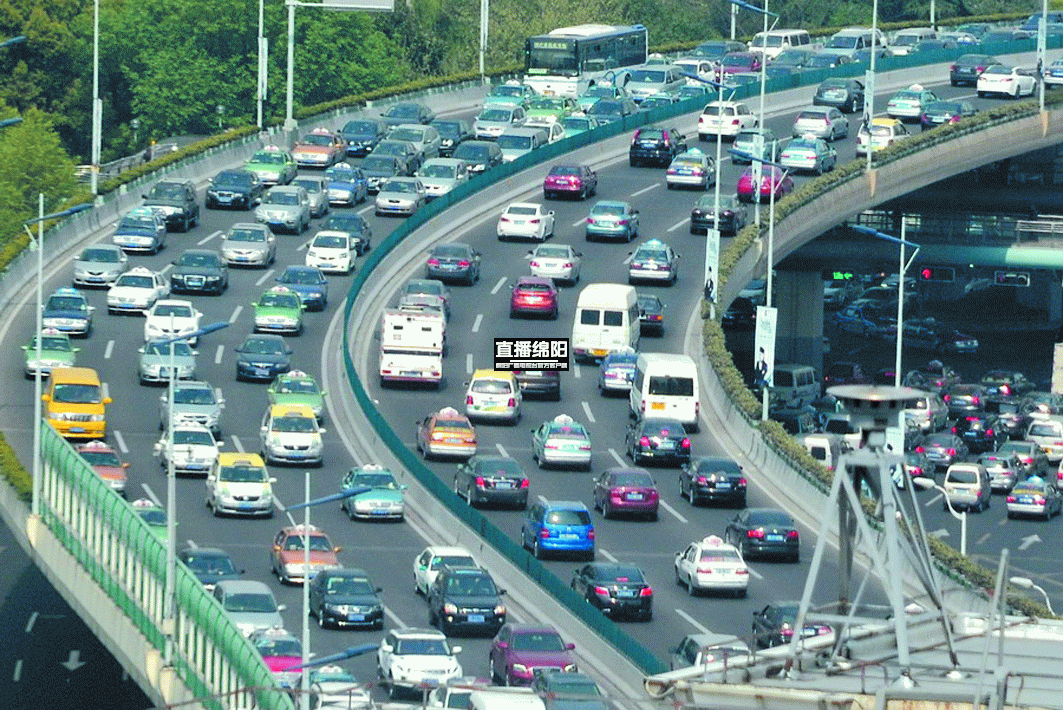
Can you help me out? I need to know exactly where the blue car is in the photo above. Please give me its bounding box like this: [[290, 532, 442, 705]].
[[42, 288, 95, 336], [276, 266, 328, 311], [112, 206, 167, 254], [521, 500, 595, 560], [323, 163, 368, 207], [597, 349, 638, 395]]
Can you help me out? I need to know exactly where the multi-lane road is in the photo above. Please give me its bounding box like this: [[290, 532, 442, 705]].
[[0, 48, 1054, 705]]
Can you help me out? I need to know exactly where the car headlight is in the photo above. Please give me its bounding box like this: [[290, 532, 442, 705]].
[[494, 604, 507, 616], [512, 663, 528, 674], [564, 663, 578, 672], [90, 414, 105, 422], [443, 602, 457, 615]]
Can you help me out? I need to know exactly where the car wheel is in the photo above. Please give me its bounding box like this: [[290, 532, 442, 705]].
[[951, 79, 958, 87], [602, 503, 611, 520]]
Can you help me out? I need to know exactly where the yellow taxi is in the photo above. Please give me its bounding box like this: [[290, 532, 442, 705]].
[[856, 117, 911, 156], [464, 369, 522, 424], [42, 367, 111, 439], [416, 406, 477, 460], [259, 404, 325, 466]]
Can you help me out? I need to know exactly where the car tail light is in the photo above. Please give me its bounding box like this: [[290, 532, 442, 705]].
[[618, 219, 628, 225], [662, 133, 670, 144], [519, 478, 529, 488], [545, 442, 560, 449], [696, 476, 708, 484], [747, 529, 764, 539], [540, 529, 550, 538], [507, 397, 516, 407], [739, 477, 748, 486], [951, 426, 957, 433], [910, 467, 922, 476], [947, 448, 956, 456], [639, 436, 651, 447], [787, 530, 799, 539], [586, 217, 594, 223], [916, 445, 925, 453], [500, 216, 511, 222], [476, 476, 485, 487], [639, 587, 653, 596], [1057, 471, 1063, 481], [681, 438, 691, 448], [587, 530, 595, 539], [458, 260, 470, 267], [697, 565, 713, 573], [949, 64, 957, 71], [563, 262, 573, 268], [987, 429, 995, 437], [949, 115, 961, 123], [943, 394, 951, 402], [466, 395, 474, 405], [1007, 495, 1016, 502], [530, 260, 540, 267], [529, 218, 540, 224], [427, 258, 440, 265], [972, 396, 980, 405], [1035, 495, 1047, 504], [593, 585, 610, 596], [731, 119, 740, 125]]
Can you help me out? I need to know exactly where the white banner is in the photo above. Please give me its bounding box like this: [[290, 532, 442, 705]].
[[754, 305, 777, 388], [704, 227, 720, 304]]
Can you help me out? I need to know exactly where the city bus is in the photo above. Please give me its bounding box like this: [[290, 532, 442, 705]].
[[524, 24, 648, 98]]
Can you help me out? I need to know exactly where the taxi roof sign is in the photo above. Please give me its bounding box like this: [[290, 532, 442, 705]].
[[702, 535, 725, 546]]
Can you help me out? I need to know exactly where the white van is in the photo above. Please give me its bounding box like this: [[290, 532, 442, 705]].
[[771, 363, 817, 408], [468, 689, 543, 710], [674, 57, 718, 85], [890, 27, 936, 55], [823, 27, 888, 59], [749, 29, 813, 61], [630, 353, 700, 430], [802, 433, 842, 472], [571, 283, 640, 361]]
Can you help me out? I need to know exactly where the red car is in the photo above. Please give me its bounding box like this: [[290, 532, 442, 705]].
[[543, 164, 598, 200], [717, 51, 763, 77], [737, 166, 795, 203], [592, 467, 660, 520], [75, 441, 129, 498], [488, 623, 578, 686], [510, 276, 559, 319]]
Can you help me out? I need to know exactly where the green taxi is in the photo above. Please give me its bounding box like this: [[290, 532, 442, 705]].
[[243, 145, 298, 186], [132, 498, 168, 541], [252, 286, 304, 335], [267, 370, 326, 421], [22, 328, 79, 379], [525, 96, 576, 124]]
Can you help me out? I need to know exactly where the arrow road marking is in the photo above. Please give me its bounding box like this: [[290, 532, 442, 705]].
[[1019, 534, 1042, 551], [61, 650, 86, 671]]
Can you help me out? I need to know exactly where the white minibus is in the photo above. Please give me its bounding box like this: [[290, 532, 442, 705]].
[[571, 283, 640, 361], [630, 353, 700, 430]]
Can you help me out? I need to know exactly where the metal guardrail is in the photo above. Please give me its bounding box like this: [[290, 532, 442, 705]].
[[37, 422, 292, 710]]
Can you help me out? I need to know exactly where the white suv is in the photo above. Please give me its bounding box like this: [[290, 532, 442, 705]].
[[698, 101, 757, 140], [377, 628, 463, 698]]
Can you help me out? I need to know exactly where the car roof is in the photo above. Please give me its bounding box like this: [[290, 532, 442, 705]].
[[269, 403, 316, 418], [216, 579, 272, 593], [217, 452, 266, 466]]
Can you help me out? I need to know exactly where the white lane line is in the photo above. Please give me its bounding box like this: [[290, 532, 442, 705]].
[[229, 305, 243, 324], [197, 230, 222, 246], [496, 443, 509, 458], [675, 608, 711, 634], [215, 345, 224, 365], [571, 219, 585, 228], [623, 253, 635, 265], [231, 436, 244, 453], [608, 448, 626, 466], [631, 183, 660, 197], [537, 495, 548, 504], [977, 532, 991, 546], [141, 483, 163, 507], [102, 383, 109, 401], [581, 401, 596, 424], [25, 612, 38, 634], [490, 277, 507, 295], [573, 364, 581, 379], [599, 548, 618, 563], [186, 539, 199, 550], [746, 567, 764, 581], [667, 217, 690, 233], [466, 353, 473, 374], [660, 499, 688, 524], [255, 269, 275, 286], [358, 204, 374, 215], [113, 430, 128, 454], [160, 263, 174, 275], [384, 606, 406, 629], [925, 492, 943, 507], [12, 659, 21, 682], [104, 340, 114, 359], [472, 314, 483, 333]]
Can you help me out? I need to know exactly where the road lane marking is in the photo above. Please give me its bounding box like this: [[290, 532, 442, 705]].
[[25, 612, 37, 634], [623, 253, 635, 264], [599, 548, 618, 562], [358, 204, 374, 215], [581, 401, 596, 423], [230, 436, 245, 453], [255, 269, 275, 286], [229, 305, 242, 323], [660, 499, 688, 524], [977, 533, 991, 545], [186, 539, 199, 550], [384, 606, 406, 629], [746, 566, 764, 580], [675, 608, 711, 633], [161, 263, 174, 275], [496, 443, 509, 458], [466, 353, 473, 374], [538, 495, 548, 504], [141, 483, 162, 507], [102, 383, 109, 401], [571, 219, 585, 228], [197, 230, 222, 246], [113, 430, 128, 454], [667, 217, 690, 233], [573, 364, 581, 379], [490, 277, 507, 295], [12, 659, 21, 682], [608, 448, 626, 466], [925, 492, 943, 507], [472, 314, 483, 333], [631, 183, 660, 197], [215, 345, 224, 365], [104, 340, 114, 359]]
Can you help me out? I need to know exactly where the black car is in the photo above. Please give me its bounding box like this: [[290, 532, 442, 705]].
[[381, 101, 435, 128], [680, 456, 747, 506], [636, 292, 665, 336], [308, 568, 384, 629], [361, 154, 405, 194], [373, 139, 422, 173], [949, 53, 998, 86], [920, 100, 977, 131], [569, 562, 653, 621], [951, 412, 1008, 453], [205, 169, 264, 210], [319, 212, 373, 255], [586, 98, 638, 125], [425, 243, 481, 285], [944, 383, 988, 417], [722, 296, 755, 330], [690, 193, 749, 235], [980, 370, 1035, 398], [451, 140, 503, 175], [170, 249, 229, 295], [813, 78, 865, 112], [454, 455, 529, 509], [514, 369, 561, 400], [339, 118, 387, 157], [234, 334, 293, 382], [916, 432, 969, 471], [143, 178, 200, 232], [724, 508, 800, 562], [177, 546, 243, 590], [984, 395, 1028, 439], [531, 670, 608, 710], [427, 565, 506, 636], [625, 417, 691, 466], [431, 119, 473, 157], [628, 126, 687, 167], [752, 601, 833, 649]]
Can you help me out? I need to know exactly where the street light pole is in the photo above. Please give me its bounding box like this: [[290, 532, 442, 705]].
[[866, 0, 878, 174], [1010, 576, 1055, 615], [302, 470, 310, 710], [1040, 0, 1049, 113], [90, 0, 101, 197], [258, 0, 266, 130], [285, 0, 297, 132]]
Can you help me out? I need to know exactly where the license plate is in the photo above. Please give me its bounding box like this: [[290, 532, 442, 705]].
[[401, 371, 420, 377], [767, 534, 784, 542], [348, 614, 365, 621], [513, 220, 525, 225], [651, 402, 666, 411], [716, 482, 731, 489], [371, 509, 388, 515], [716, 568, 731, 574], [591, 349, 608, 357], [239, 502, 255, 509], [468, 614, 485, 623], [495, 481, 513, 489], [1019, 497, 1033, 504], [627, 493, 644, 501], [70, 427, 85, 433], [254, 368, 270, 376], [560, 533, 578, 539], [618, 590, 635, 598]]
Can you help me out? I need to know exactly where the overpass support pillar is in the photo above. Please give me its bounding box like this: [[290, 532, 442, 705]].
[[774, 270, 824, 375]]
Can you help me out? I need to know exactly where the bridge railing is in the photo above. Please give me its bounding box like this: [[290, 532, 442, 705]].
[[37, 422, 292, 710]]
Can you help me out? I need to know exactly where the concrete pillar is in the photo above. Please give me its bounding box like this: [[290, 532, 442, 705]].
[[774, 269, 824, 377]]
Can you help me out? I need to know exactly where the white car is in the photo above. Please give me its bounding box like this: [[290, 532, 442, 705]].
[[259, 404, 325, 466], [527, 243, 582, 283], [665, 150, 716, 190], [497, 203, 555, 241], [522, 120, 566, 143], [377, 628, 463, 698], [154, 423, 220, 477], [977, 64, 1037, 98], [305, 231, 357, 274], [301, 666, 372, 710], [698, 101, 757, 140], [673, 535, 750, 596], [143, 299, 203, 343], [1045, 58, 1063, 86], [106, 267, 170, 314], [413, 545, 476, 595], [206, 453, 275, 518]]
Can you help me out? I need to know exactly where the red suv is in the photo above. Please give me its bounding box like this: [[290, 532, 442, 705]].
[[509, 276, 559, 319], [543, 164, 598, 200]]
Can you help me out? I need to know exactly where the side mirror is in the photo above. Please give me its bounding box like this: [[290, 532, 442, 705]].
[[276, 604, 287, 612], [103, 397, 113, 405], [334, 546, 342, 553], [565, 642, 576, 650], [319, 428, 327, 434], [450, 645, 463, 655], [268, 477, 278, 483]]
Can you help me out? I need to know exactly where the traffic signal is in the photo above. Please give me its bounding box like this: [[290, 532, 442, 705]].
[[994, 271, 1031, 287], [919, 266, 955, 282]]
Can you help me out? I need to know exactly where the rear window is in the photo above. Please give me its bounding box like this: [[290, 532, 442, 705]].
[[774, 371, 794, 387], [546, 510, 592, 525], [580, 308, 600, 325], [603, 309, 624, 327], [947, 469, 978, 484], [647, 375, 694, 397], [798, 111, 827, 121], [471, 379, 512, 395]]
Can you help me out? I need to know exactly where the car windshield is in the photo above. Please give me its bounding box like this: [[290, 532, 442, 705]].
[[389, 128, 423, 142], [228, 227, 267, 242], [700, 548, 741, 561], [324, 166, 354, 179], [256, 638, 302, 657], [421, 164, 457, 179], [1029, 422, 1062, 437], [892, 91, 922, 102], [405, 281, 443, 296], [81, 247, 122, 262], [78, 448, 120, 466], [220, 465, 267, 482], [173, 429, 214, 446], [136, 509, 166, 526], [215, 171, 254, 186], [361, 156, 396, 171], [434, 417, 472, 431], [547, 422, 588, 438], [153, 303, 193, 318], [273, 415, 316, 433], [511, 631, 566, 652], [47, 296, 87, 311], [454, 145, 490, 161], [265, 191, 300, 206], [184, 553, 237, 575], [722, 54, 752, 67], [382, 180, 417, 194], [120, 214, 158, 230], [434, 122, 463, 138], [326, 577, 375, 595], [301, 134, 333, 146], [147, 184, 185, 200], [870, 124, 896, 137], [174, 387, 215, 405], [34, 336, 71, 351], [115, 274, 154, 289], [353, 472, 399, 489], [805, 55, 837, 67], [282, 269, 322, 285], [561, 118, 590, 130], [590, 100, 623, 116], [54, 383, 101, 404], [446, 574, 497, 595], [292, 179, 322, 193], [144, 340, 193, 356], [471, 380, 511, 394], [983, 65, 1011, 76], [702, 105, 731, 117], [343, 121, 378, 136], [282, 534, 332, 551], [386, 105, 422, 119], [516, 282, 553, 293], [479, 108, 513, 122], [224, 592, 276, 613], [498, 135, 533, 150], [177, 253, 219, 267], [276, 378, 319, 394], [312, 235, 348, 249], [259, 292, 301, 308], [250, 152, 285, 165], [947, 469, 979, 484], [431, 554, 474, 570], [395, 638, 448, 655], [629, 69, 667, 83], [242, 338, 285, 355], [535, 246, 571, 259]]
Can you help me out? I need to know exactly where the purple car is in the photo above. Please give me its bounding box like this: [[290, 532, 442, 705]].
[[489, 623, 577, 686], [592, 467, 660, 520]]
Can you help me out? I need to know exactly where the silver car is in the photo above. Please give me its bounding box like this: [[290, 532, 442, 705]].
[[212, 580, 285, 637], [220, 223, 276, 267], [291, 176, 330, 218], [375, 177, 427, 217], [904, 392, 948, 432], [473, 105, 526, 140], [387, 124, 442, 160], [138, 338, 197, 385], [791, 106, 849, 141], [72, 244, 128, 287], [417, 158, 470, 200], [161, 379, 225, 437], [255, 185, 311, 234]]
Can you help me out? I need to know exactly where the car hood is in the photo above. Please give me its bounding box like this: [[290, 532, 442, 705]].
[[110, 285, 156, 300], [92, 465, 126, 481], [168, 442, 217, 461], [420, 177, 459, 189], [173, 403, 222, 419], [237, 351, 288, 365], [263, 655, 302, 673], [356, 489, 403, 503], [216, 480, 270, 497], [76, 260, 125, 274], [142, 353, 196, 368], [277, 550, 337, 566], [322, 591, 381, 606], [508, 649, 575, 666], [444, 593, 500, 607], [44, 308, 90, 319], [392, 654, 461, 672], [257, 205, 302, 215]]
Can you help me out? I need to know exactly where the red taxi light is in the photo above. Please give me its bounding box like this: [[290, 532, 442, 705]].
[[520, 478, 529, 488], [427, 258, 440, 266], [639, 587, 653, 597], [786, 530, 799, 539]]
